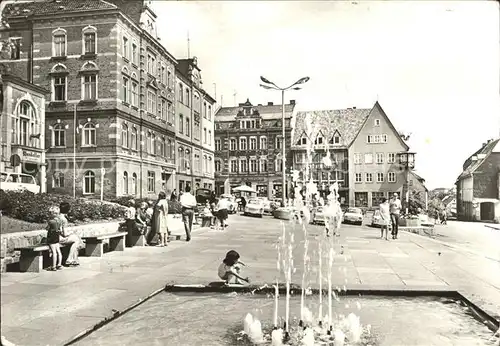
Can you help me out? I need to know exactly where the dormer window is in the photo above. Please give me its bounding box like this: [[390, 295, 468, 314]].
[[314, 133, 324, 145], [301, 137, 307, 145], [329, 131, 341, 145]]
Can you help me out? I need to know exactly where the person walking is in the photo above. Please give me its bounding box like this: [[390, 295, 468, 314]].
[[379, 198, 391, 240], [180, 185, 197, 241], [389, 193, 402, 239], [215, 197, 229, 229]]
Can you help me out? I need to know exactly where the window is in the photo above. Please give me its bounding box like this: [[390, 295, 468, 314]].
[[231, 160, 238, 173], [82, 122, 97, 146], [276, 137, 283, 149], [215, 139, 221, 151], [230, 138, 236, 151], [14, 101, 39, 147], [83, 171, 95, 194], [387, 153, 396, 163], [121, 124, 128, 147], [147, 88, 156, 114], [161, 65, 166, 84], [208, 105, 212, 120], [186, 118, 190, 136], [372, 192, 385, 207], [53, 76, 67, 101], [203, 155, 208, 172], [260, 137, 267, 150], [178, 83, 184, 103], [131, 81, 138, 106], [159, 137, 165, 157], [376, 172, 384, 182], [83, 75, 97, 100], [374, 119, 380, 126], [250, 159, 258, 172], [250, 137, 257, 150], [193, 120, 200, 139], [132, 173, 137, 195], [376, 153, 384, 164], [381, 134, 388, 143], [131, 127, 137, 150], [354, 153, 362, 164], [364, 153, 373, 164], [53, 172, 64, 188], [159, 99, 166, 120], [208, 131, 211, 144], [83, 30, 96, 54], [315, 136, 323, 145], [185, 89, 190, 107], [147, 53, 155, 75], [239, 137, 247, 150], [260, 159, 268, 172], [147, 171, 155, 193], [354, 192, 368, 208], [276, 159, 283, 172], [365, 173, 373, 183], [215, 161, 221, 172], [167, 70, 172, 87], [179, 115, 184, 134], [9, 38, 21, 60], [123, 172, 129, 195], [388, 172, 396, 183], [240, 159, 248, 172], [146, 132, 152, 153], [122, 37, 129, 59], [330, 133, 341, 144], [122, 76, 129, 103], [300, 137, 307, 145], [132, 43, 138, 64], [52, 123, 66, 147], [53, 29, 66, 57], [355, 173, 362, 183]]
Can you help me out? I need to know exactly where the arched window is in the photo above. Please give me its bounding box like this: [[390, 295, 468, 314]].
[[81, 62, 98, 100], [131, 127, 137, 150], [131, 173, 137, 195], [50, 64, 68, 101], [178, 147, 184, 170], [160, 136, 165, 157], [178, 83, 183, 103], [260, 136, 267, 150], [123, 171, 128, 195], [167, 139, 173, 159], [83, 171, 95, 194], [121, 123, 128, 147], [208, 105, 212, 120], [203, 101, 207, 118], [131, 73, 138, 106], [185, 89, 190, 107], [52, 123, 66, 147], [147, 132, 152, 153], [53, 171, 64, 188], [82, 122, 96, 146], [215, 160, 221, 172], [185, 149, 190, 170], [15, 101, 38, 147], [82, 25, 97, 55], [151, 133, 156, 154], [52, 27, 67, 57]]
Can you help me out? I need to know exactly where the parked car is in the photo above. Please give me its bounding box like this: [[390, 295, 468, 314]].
[[258, 197, 274, 214], [244, 198, 265, 217], [342, 207, 363, 225], [311, 207, 326, 225], [220, 194, 238, 214], [0, 172, 40, 194]]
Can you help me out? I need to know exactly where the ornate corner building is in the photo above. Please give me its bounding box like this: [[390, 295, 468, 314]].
[[214, 99, 296, 199]]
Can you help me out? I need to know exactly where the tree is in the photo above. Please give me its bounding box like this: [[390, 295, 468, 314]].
[[407, 189, 425, 215]]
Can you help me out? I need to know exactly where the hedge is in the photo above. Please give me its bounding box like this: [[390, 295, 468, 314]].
[[0, 190, 126, 224], [110, 196, 183, 215]]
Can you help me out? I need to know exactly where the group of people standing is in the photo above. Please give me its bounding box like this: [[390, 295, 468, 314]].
[[378, 193, 402, 240]]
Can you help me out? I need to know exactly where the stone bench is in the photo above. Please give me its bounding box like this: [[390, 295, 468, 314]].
[[14, 243, 69, 273], [81, 231, 127, 257]]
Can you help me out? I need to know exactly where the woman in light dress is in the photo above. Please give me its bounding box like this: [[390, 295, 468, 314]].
[[153, 192, 169, 247], [379, 198, 391, 240], [58, 202, 84, 266]]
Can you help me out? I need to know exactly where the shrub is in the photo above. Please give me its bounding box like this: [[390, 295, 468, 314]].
[[0, 190, 126, 224], [110, 196, 182, 214]]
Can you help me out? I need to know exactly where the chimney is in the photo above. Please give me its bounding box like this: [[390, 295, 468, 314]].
[[352, 106, 356, 109], [289, 100, 296, 105], [267, 102, 273, 106]]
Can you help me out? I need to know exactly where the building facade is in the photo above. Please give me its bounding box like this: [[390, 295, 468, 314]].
[[0, 74, 48, 191], [214, 99, 296, 198], [456, 138, 500, 222], [292, 102, 414, 209], [1, 0, 177, 199], [174, 57, 216, 193]]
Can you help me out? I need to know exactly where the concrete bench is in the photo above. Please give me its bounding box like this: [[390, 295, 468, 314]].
[[14, 243, 69, 273], [81, 231, 127, 257]]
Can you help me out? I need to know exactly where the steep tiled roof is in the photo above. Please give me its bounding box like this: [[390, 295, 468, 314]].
[[456, 138, 500, 181], [4, 0, 117, 18], [215, 103, 295, 121], [291, 108, 371, 147]]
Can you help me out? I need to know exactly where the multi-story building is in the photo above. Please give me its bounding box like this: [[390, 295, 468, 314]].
[[456, 138, 499, 222], [174, 57, 216, 192], [0, 73, 48, 191], [292, 102, 413, 208], [1, 0, 177, 199], [214, 98, 296, 198]]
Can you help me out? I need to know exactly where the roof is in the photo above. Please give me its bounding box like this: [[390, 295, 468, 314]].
[[3, 0, 117, 18], [291, 108, 371, 147], [456, 138, 500, 182], [1, 74, 50, 95], [410, 171, 428, 192], [215, 100, 295, 122]]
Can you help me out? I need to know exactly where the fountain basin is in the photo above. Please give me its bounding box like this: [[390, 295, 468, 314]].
[[71, 285, 498, 346]]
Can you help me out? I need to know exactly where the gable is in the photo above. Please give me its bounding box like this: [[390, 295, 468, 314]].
[[329, 130, 341, 144]]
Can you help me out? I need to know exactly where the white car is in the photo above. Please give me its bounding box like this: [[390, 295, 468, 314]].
[[0, 172, 40, 194], [244, 199, 265, 217], [342, 207, 363, 225], [220, 194, 238, 214]]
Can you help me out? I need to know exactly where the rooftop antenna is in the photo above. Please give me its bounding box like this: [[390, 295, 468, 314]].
[[233, 90, 237, 105], [187, 31, 190, 58]]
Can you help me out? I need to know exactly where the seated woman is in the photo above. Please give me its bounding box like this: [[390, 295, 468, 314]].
[[58, 202, 83, 267], [135, 201, 149, 243]]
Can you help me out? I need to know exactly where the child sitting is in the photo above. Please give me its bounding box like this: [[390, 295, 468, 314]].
[[218, 250, 250, 285], [47, 206, 63, 271]]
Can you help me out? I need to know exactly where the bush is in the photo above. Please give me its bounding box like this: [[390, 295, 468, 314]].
[[0, 190, 126, 224], [110, 196, 182, 215]]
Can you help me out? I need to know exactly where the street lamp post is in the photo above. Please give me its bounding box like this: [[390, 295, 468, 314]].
[[398, 152, 416, 215], [260, 76, 310, 206]]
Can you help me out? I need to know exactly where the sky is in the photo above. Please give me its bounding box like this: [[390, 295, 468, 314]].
[[151, 0, 500, 190]]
